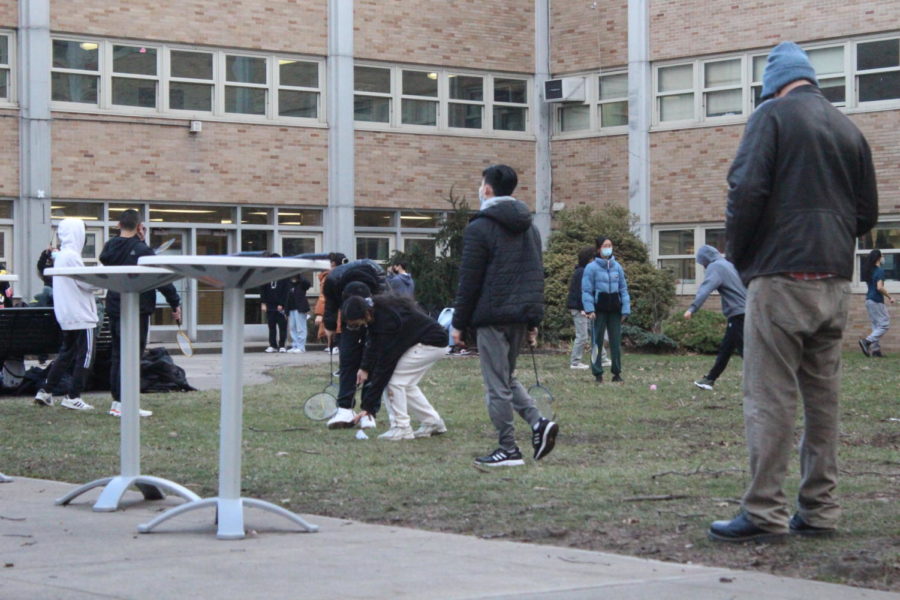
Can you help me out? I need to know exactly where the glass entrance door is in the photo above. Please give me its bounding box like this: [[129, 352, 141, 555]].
[[196, 229, 232, 327]]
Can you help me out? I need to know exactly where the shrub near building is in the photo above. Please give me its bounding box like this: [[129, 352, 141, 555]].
[[543, 205, 676, 346]]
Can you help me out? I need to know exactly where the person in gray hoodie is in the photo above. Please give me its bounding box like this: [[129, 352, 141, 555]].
[[683, 245, 746, 390], [34, 218, 99, 411]]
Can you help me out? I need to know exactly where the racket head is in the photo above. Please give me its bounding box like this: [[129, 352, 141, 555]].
[[176, 329, 194, 357], [323, 382, 340, 397], [529, 384, 554, 420], [590, 342, 599, 365], [304, 392, 338, 421]]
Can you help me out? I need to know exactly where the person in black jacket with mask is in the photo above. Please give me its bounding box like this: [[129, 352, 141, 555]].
[[709, 42, 878, 544], [259, 253, 290, 353], [100, 209, 181, 418], [343, 293, 448, 441], [451, 164, 558, 468]]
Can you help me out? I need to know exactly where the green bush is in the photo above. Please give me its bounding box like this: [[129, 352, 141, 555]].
[[622, 324, 678, 353], [542, 204, 675, 343], [662, 309, 726, 354]]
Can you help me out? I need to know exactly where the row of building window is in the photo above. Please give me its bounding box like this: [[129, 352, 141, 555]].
[[654, 222, 899, 290]]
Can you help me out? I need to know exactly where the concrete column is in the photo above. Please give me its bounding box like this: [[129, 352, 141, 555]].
[[325, 0, 356, 258], [532, 0, 552, 248], [627, 0, 651, 244], [16, 0, 52, 300]]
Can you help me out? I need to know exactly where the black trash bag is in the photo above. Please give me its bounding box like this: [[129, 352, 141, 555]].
[[140, 347, 196, 393], [15, 365, 47, 396]]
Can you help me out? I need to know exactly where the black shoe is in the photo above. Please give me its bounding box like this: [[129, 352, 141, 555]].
[[531, 418, 559, 461], [708, 512, 787, 543], [474, 447, 524, 468], [858, 338, 872, 357], [789, 513, 836, 537], [594, 374, 603, 383], [612, 374, 623, 383], [872, 350, 884, 358]]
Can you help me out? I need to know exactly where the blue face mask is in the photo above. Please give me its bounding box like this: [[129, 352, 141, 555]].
[[600, 247, 613, 258], [51, 250, 60, 260]]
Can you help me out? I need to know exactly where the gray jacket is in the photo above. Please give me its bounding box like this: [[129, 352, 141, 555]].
[[687, 245, 746, 318]]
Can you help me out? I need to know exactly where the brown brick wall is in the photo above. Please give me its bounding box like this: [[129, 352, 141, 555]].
[[0, 1, 16, 28], [51, 116, 328, 205], [354, 131, 535, 210], [550, 1, 628, 74], [0, 116, 18, 197], [852, 111, 900, 215], [51, 0, 328, 55], [354, 0, 534, 73], [650, 125, 743, 224], [551, 135, 629, 210], [650, 1, 900, 61]]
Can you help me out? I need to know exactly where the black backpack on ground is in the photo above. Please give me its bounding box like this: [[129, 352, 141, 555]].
[[140, 348, 196, 393]]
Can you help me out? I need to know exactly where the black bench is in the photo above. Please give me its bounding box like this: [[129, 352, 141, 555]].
[[0, 306, 113, 362]]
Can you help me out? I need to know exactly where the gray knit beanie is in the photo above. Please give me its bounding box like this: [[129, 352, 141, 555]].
[[760, 42, 818, 101]]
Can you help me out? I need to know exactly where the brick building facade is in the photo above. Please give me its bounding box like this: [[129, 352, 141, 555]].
[[0, 1, 896, 347]]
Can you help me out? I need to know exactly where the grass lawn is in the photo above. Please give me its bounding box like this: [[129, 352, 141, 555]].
[[2, 350, 897, 591]]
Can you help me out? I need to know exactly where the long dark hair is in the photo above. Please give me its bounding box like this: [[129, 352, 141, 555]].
[[861, 249, 882, 284], [577, 246, 595, 268], [341, 292, 422, 322]]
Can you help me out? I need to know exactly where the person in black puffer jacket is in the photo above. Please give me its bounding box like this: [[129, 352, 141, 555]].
[[285, 273, 312, 352], [343, 293, 448, 441], [451, 164, 558, 468], [259, 253, 291, 353]]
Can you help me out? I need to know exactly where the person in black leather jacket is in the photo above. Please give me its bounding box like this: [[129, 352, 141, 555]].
[[451, 164, 558, 468], [710, 42, 878, 544]]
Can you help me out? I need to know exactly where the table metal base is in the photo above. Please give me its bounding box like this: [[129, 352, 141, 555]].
[[55, 475, 200, 512], [0, 473, 12, 483], [137, 496, 319, 540]]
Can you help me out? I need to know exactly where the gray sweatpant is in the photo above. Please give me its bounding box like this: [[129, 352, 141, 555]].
[[476, 324, 542, 452], [864, 299, 890, 353]]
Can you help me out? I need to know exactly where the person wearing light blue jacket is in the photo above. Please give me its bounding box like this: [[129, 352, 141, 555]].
[[582, 236, 631, 383]]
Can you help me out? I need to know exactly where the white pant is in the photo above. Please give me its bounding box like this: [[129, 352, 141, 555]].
[[385, 343, 445, 429]]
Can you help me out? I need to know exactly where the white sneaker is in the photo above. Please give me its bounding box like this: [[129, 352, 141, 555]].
[[358, 414, 376, 430], [413, 420, 448, 438], [34, 389, 56, 407], [323, 347, 332, 353], [108, 401, 152, 418], [60, 396, 94, 411], [570, 363, 589, 370], [378, 426, 414, 441], [265, 347, 276, 353], [288, 348, 301, 353], [326, 407, 356, 429], [330, 347, 340, 355], [278, 347, 287, 353]]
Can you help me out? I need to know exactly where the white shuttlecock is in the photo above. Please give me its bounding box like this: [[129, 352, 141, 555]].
[[355, 430, 369, 440]]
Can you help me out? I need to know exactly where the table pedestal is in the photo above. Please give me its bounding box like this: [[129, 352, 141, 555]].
[[54, 290, 199, 511], [0, 473, 11, 483], [138, 287, 317, 539]]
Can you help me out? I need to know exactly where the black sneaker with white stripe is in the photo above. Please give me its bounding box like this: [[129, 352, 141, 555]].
[[474, 447, 525, 467], [532, 418, 559, 461]]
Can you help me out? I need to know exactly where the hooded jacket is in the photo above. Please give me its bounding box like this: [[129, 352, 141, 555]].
[[259, 278, 291, 310], [322, 259, 387, 331], [687, 245, 746, 318], [582, 256, 631, 315], [387, 272, 415, 297], [99, 235, 180, 316], [725, 85, 878, 285], [51, 219, 99, 331], [451, 197, 544, 330]]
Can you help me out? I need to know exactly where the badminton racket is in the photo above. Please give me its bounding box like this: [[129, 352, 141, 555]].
[[590, 314, 599, 366], [323, 340, 339, 397], [175, 318, 193, 357], [528, 345, 554, 420], [304, 338, 338, 420]]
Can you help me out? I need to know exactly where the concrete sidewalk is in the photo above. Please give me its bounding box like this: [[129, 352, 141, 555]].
[[4, 349, 897, 599], [2, 478, 897, 600]]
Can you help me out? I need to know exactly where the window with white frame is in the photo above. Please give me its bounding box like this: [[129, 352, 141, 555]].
[[857, 221, 900, 286], [353, 65, 529, 134], [354, 65, 391, 123], [557, 71, 628, 133], [658, 33, 900, 126], [0, 33, 12, 103], [50, 37, 322, 122], [655, 226, 728, 291]]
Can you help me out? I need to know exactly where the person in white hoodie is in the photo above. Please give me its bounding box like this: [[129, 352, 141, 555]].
[[34, 218, 99, 411]]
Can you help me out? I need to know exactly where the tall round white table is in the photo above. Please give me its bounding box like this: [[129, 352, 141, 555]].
[[46, 266, 201, 510], [136, 255, 329, 539], [0, 273, 18, 483]]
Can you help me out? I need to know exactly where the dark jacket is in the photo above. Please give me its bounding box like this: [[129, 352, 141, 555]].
[[99, 236, 180, 316], [688, 245, 746, 318], [451, 198, 544, 331], [286, 277, 312, 312], [360, 297, 447, 407], [387, 273, 415, 297], [259, 278, 290, 310], [566, 265, 586, 311], [725, 85, 878, 285], [322, 259, 387, 331]]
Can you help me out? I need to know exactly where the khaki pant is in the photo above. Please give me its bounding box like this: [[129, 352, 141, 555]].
[[384, 343, 446, 429], [742, 275, 850, 531]]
